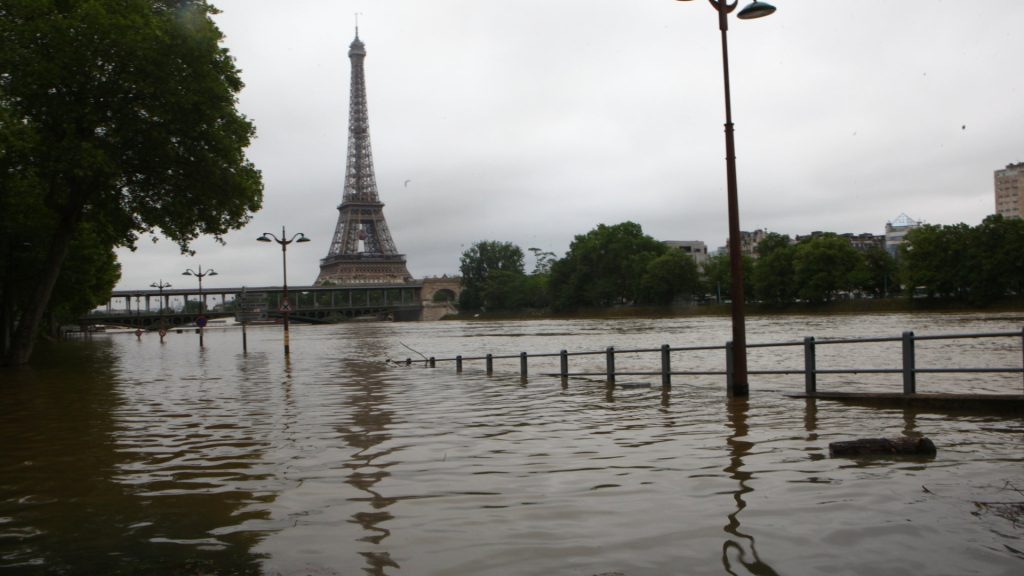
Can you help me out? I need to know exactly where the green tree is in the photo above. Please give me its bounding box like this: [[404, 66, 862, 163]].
[[1, 0, 263, 364], [964, 215, 1024, 304], [639, 249, 701, 305], [519, 273, 551, 309], [528, 247, 556, 275], [900, 223, 971, 299], [458, 240, 525, 310], [700, 252, 754, 304], [792, 235, 862, 303], [548, 222, 666, 309], [751, 232, 796, 304], [856, 245, 898, 298]]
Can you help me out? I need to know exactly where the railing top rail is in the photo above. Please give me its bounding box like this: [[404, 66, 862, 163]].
[[415, 328, 1024, 367], [912, 330, 1023, 341]]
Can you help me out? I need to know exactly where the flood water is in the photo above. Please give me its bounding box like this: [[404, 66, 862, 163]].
[[1, 312, 1022, 575]]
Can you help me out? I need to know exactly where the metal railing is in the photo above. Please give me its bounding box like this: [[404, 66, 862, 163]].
[[401, 328, 1024, 395]]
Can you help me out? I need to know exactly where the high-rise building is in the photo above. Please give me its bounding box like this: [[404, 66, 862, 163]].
[[316, 31, 412, 285], [994, 162, 1024, 219]]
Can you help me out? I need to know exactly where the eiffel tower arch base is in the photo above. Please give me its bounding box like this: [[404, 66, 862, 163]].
[[316, 255, 413, 286]]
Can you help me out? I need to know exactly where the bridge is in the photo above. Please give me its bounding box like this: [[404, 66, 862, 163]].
[[83, 282, 425, 329]]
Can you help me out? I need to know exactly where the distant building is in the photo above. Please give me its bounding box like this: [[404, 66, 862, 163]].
[[794, 231, 884, 252], [721, 229, 768, 259], [664, 240, 708, 266], [884, 213, 922, 256], [995, 162, 1024, 219]]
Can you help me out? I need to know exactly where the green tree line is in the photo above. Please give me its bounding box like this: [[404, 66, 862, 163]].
[[458, 215, 1024, 312]]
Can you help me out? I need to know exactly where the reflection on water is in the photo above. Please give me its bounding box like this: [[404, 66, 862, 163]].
[[1, 313, 1022, 575], [338, 359, 399, 573], [722, 400, 780, 576]]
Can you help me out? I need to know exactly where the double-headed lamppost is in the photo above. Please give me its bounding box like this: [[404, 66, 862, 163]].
[[258, 227, 310, 356], [150, 279, 171, 342], [182, 265, 217, 348], [676, 0, 776, 397]]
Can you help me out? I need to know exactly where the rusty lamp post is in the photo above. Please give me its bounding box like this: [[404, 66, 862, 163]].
[[674, 0, 776, 396]]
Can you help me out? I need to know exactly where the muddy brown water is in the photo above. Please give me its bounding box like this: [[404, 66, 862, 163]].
[[2, 312, 1022, 575]]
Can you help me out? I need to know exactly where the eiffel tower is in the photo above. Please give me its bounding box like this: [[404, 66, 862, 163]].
[[316, 30, 412, 285]]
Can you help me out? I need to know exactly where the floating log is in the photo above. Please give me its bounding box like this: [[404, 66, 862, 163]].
[[829, 436, 937, 458]]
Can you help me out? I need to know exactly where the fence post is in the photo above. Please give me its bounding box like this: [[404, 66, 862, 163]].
[[520, 352, 528, 380], [725, 341, 735, 395], [606, 346, 616, 387], [456, 355, 462, 374], [661, 344, 671, 391], [429, 356, 436, 369], [560, 350, 569, 383], [902, 331, 916, 394], [486, 353, 493, 375], [804, 336, 817, 395]]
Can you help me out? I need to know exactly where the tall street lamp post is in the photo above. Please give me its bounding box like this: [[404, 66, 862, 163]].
[[151, 279, 171, 342], [258, 227, 310, 356], [182, 265, 217, 348], [675, 0, 775, 397]]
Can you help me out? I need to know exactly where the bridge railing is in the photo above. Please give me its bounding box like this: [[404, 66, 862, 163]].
[[399, 328, 1024, 396]]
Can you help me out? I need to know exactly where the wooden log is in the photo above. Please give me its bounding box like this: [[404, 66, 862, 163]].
[[829, 436, 937, 457]]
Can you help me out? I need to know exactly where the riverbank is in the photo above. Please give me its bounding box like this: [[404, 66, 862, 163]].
[[447, 296, 1024, 321]]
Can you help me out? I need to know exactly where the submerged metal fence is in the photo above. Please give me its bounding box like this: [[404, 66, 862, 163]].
[[403, 328, 1024, 395]]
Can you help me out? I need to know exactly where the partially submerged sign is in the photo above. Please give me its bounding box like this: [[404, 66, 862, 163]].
[[235, 290, 268, 323]]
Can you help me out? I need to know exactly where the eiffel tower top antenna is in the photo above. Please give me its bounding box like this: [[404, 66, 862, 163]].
[[354, 12, 360, 38]]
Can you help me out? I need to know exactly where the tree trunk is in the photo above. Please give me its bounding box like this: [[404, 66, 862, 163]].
[[3, 201, 84, 366]]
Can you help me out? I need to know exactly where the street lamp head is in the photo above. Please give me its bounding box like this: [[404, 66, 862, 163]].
[[208, 270, 218, 277], [257, 234, 272, 243], [182, 270, 194, 276], [296, 234, 311, 243], [737, 0, 775, 19]]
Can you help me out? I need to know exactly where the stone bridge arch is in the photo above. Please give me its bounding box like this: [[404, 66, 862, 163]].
[[421, 276, 462, 304]]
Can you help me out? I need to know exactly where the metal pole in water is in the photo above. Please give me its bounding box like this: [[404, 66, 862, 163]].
[[725, 341, 735, 395], [606, 346, 616, 387], [804, 337, 817, 394], [902, 331, 916, 394], [661, 344, 671, 391]]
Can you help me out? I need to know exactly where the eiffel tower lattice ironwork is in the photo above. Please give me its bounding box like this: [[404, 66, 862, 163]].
[[316, 30, 412, 285]]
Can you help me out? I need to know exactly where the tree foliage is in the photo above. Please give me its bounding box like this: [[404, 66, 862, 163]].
[[751, 232, 796, 304], [902, 216, 1024, 304], [1, 0, 263, 364], [792, 234, 862, 303], [451, 218, 1023, 315], [701, 252, 754, 304], [458, 240, 525, 310], [638, 249, 701, 305], [548, 222, 666, 309]]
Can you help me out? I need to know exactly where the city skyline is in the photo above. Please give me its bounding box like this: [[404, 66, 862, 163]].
[[114, 0, 1024, 290]]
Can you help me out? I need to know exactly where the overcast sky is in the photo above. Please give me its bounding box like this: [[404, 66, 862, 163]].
[[114, 0, 1024, 291]]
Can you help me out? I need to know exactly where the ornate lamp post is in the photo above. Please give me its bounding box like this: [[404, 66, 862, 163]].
[[258, 227, 310, 356], [675, 0, 776, 397], [182, 265, 217, 348], [150, 279, 171, 342]]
